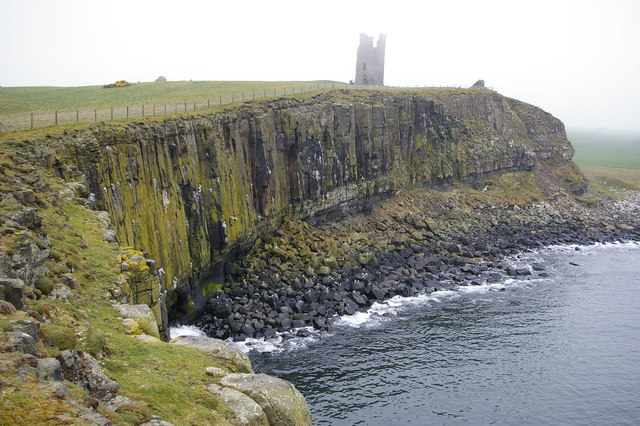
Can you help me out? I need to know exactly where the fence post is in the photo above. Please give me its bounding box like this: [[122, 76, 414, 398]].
[[153, 104, 156, 116], [126, 106, 129, 118], [76, 110, 79, 123], [193, 101, 196, 111], [253, 90, 255, 99], [31, 113, 34, 129], [142, 105, 145, 117], [110, 108, 113, 120], [94, 109, 97, 122], [207, 99, 210, 108], [219, 96, 222, 105]]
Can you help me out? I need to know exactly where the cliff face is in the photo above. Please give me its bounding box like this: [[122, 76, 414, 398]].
[[40, 89, 575, 321]]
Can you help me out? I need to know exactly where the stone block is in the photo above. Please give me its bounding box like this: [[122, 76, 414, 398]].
[[0, 278, 26, 310], [113, 304, 160, 339]]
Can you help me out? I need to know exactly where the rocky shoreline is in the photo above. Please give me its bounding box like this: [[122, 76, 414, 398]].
[[191, 185, 640, 342]]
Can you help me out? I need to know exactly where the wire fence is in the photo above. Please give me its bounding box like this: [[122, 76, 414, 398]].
[[0, 83, 480, 133]]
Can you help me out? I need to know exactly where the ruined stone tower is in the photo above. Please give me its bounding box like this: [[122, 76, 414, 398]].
[[355, 33, 386, 85]]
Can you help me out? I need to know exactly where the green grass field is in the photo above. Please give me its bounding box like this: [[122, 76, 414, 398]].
[[0, 80, 349, 132], [568, 128, 640, 191], [568, 129, 640, 169], [0, 80, 344, 114]]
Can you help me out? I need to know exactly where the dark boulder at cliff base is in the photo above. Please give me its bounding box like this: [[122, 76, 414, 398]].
[[208, 293, 233, 319]]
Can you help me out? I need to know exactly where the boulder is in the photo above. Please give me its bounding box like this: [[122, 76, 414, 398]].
[[50, 283, 73, 301], [103, 230, 118, 243], [57, 350, 119, 401], [205, 366, 228, 377], [11, 319, 39, 339], [207, 383, 269, 425], [170, 335, 253, 373], [13, 189, 36, 205], [134, 334, 162, 343], [0, 299, 16, 314], [4, 240, 49, 287], [447, 243, 461, 253], [11, 208, 42, 229], [322, 257, 339, 269], [317, 266, 331, 276], [209, 296, 233, 319], [4, 331, 38, 355], [13, 353, 38, 378], [122, 318, 143, 335], [0, 277, 27, 310], [103, 395, 137, 412], [2, 320, 40, 355], [59, 273, 79, 289], [220, 373, 312, 426], [113, 304, 160, 339], [413, 255, 428, 269], [66, 182, 89, 198], [37, 357, 62, 380]]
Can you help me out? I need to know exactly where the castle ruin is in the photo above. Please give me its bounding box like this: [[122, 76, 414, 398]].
[[355, 33, 386, 85]]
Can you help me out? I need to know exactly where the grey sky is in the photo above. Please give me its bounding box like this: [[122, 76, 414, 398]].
[[1, 0, 639, 132]]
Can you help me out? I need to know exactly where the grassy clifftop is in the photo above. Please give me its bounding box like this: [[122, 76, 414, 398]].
[[0, 80, 340, 115]]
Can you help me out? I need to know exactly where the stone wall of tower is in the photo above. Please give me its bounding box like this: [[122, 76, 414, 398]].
[[355, 33, 385, 85]]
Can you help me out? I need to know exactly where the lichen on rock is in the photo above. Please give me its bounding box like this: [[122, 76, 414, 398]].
[[220, 373, 313, 426], [169, 335, 253, 373]]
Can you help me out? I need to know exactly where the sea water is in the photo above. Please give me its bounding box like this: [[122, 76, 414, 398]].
[[241, 242, 640, 425]]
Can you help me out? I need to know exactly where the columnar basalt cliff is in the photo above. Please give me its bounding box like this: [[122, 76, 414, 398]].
[[39, 89, 577, 327]]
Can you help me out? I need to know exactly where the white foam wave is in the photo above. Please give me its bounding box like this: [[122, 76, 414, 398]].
[[458, 281, 510, 294], [169, 325, 205, 339], [545, 240, 640, 254], [231, 335, 284, 354], [228, 327, 325, 354], [338, 311, 372, 326], [335, 290, 461, 329], [333, 276, 554, 330]]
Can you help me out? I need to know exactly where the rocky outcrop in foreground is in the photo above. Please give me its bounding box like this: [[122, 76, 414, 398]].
[[0, 311, 311, 425], [171, 336, 312, 425]]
